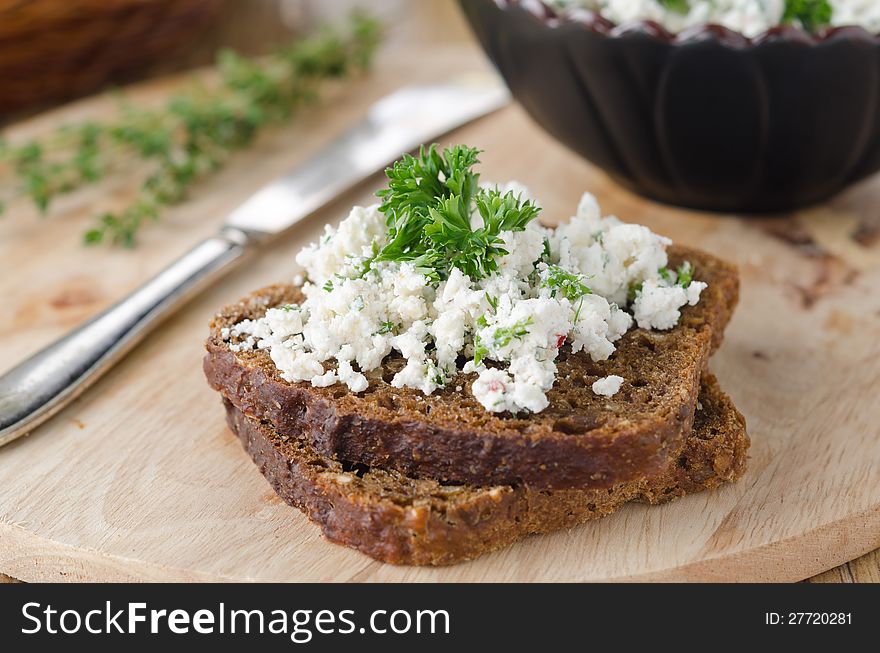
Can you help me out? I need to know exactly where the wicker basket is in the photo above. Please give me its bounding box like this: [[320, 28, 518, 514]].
[[0, 0, 221, 117]]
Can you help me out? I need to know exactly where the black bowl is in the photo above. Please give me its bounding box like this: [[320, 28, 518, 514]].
[[460, 0, 880, 212]]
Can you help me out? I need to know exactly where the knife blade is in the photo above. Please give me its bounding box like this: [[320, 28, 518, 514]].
[[0, 74, 510, 447], [227, 75, 509, 236]]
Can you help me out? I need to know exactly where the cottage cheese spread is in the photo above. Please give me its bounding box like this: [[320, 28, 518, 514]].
[[551, 1, 880, 37], [592, 374, 625, 397], [224, 189, 706, 414]]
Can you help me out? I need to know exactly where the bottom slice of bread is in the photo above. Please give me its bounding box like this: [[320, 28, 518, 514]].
[[224, 373, 748, 566]]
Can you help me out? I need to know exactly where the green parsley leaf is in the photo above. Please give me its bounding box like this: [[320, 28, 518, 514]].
[[627, 280, 644, 303], [491, 318, 533, 350], [425, 359, 446, 388], [473, 318, 532, 367], [657, 261, 694, 288], [540, 236, 552, 263], [374, 321, 396, 335], [375, 144, 480, 263], [542, 265, 592, 301], [472, 333, 489, 368], [658, 0, 689, 14], [676, 261, 693, 288], [782, 0, 833, 32], [574, 297, 585, 323], [373, 144, 541, 282]]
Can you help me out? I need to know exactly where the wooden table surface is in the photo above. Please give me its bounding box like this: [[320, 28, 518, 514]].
[[3, 553, 878, 581], [0, 0, 877, 583]]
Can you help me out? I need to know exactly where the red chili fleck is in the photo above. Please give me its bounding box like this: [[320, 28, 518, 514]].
[[556, 334, 566, 348], [487, 380, 505, 393]]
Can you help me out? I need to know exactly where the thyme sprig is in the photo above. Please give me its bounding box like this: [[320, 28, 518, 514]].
[[0, 13, 381, 247]]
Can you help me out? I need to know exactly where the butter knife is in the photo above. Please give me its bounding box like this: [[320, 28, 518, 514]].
[[0, 74, 510, 446]]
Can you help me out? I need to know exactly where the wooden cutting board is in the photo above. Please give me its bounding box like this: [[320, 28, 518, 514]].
[[1, 43, 879, 583]]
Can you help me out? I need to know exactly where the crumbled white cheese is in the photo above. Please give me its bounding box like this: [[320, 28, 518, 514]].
[[551, 1, 880, 37], [294, 204, 388, 284], [311, 370, 337, 387], [592, 375, 624, 397], [633, 278, 707, 330], [222, 189, 707, 413], [554, 194, 671, 307], [337, 360, 368, 393], [830, 1, 880, 32], [472, 368, 516, 412]]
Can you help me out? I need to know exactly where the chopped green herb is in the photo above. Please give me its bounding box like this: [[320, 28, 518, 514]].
[[540, 236, 552, 263], [425, 359, 446, 388], [374, 321, 396, 335], [632, 260, 695, 304], [473, 317, 532, 367], [354, 240, 381, 278], [486, 293, 498, 313], [322, 279, 334, 293], [658, 261, 694, 288], [676, 261, 693, 288], [627, 280, 644, 303], [473, 334, 489, 368], [658, 0, 690, 14], [782, 0, 833, 32], [542, 264, 592, 301], [574, 297, 585, 323], [491, 317, 533, 350]]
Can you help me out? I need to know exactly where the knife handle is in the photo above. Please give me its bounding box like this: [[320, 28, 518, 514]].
[[0, 227, 251, 447]]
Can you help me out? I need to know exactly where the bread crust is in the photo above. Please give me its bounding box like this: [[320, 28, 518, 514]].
[[224, 373, 748, 566], [205, 246, 739, 490]]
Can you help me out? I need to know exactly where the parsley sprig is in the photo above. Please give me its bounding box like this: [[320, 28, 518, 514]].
[[782, 0, 833, 32], [373, 144, 541, 282], [542, 264, 593, 301]]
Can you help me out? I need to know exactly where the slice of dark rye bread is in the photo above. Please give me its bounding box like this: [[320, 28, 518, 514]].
[[224, 373, 748, 566], [205, 246, 739, 490]]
